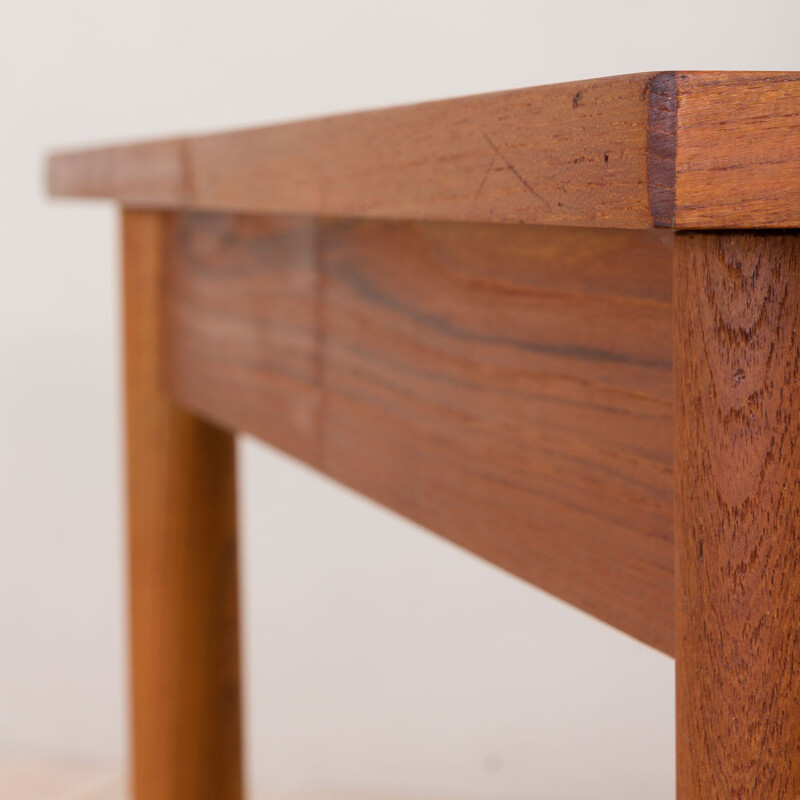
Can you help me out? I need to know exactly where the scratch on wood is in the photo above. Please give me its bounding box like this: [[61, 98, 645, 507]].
[[482, 133, 552, 211], [472, 151, 497, 206]]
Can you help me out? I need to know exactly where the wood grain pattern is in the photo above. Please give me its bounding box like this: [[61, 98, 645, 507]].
[[673, 73, 800, 228], [674, 232, 800, 798], [164, 212, 675, 653], [123, 211, 243, 800], [47, 72, 800, 229], [51, 74, 658, 228]]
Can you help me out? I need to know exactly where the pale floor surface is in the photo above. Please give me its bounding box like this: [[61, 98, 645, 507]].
[[0, 756, 410, 800]]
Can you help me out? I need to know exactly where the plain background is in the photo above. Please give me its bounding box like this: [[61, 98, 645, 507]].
[[3, 1, 799, 797]]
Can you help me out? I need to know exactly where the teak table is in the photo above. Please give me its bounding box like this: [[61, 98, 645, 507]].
[[48, 72, 800, 800]]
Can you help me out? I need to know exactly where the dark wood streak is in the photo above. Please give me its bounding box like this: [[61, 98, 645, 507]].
[[164, 212, 676, 653], [647, 72, 677, 227], [325, 260, 672, 369], [675, 231, 800, 798]]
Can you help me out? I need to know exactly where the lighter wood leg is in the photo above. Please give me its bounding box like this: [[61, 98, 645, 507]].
[[123, 210, 243, 800], [674, 231, 800, 798]]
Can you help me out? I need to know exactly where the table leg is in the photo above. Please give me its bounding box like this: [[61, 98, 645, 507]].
[[122, 210, 243, 800], [674, 231, 800, 798]]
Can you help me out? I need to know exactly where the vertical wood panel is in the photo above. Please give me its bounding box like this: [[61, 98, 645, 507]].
[[124, 210, 243, 800], [675, 231, 800, 798]]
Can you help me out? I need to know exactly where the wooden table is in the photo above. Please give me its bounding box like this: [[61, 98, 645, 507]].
[[48, 71, 800, 800]]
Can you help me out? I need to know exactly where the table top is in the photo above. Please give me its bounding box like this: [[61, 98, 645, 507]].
[[48, 71, 800, 230]]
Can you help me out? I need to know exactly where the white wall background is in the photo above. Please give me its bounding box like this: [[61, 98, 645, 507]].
[[2, 1, 799, 798]]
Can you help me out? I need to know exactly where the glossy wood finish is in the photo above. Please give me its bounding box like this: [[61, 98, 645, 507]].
[[123, 211, 243, 800], [674, 232, 800, 798], [48, 72, 800, 229], [164, 212, 675, 653]]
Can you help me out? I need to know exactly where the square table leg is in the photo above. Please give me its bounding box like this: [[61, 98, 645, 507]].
[[674, 231, 800, 798], [122, 210, 243, 800]]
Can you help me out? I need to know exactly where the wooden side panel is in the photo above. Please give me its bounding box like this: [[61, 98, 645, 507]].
[[675, 232, 800, 798], [49, 73, 657, 228], [165, 213, 675, 653], [123, 211, 243, 800], [674, 72, 800, 228]]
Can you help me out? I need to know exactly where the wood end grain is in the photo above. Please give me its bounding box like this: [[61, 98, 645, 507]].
[[647, 72, 677, 227]]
